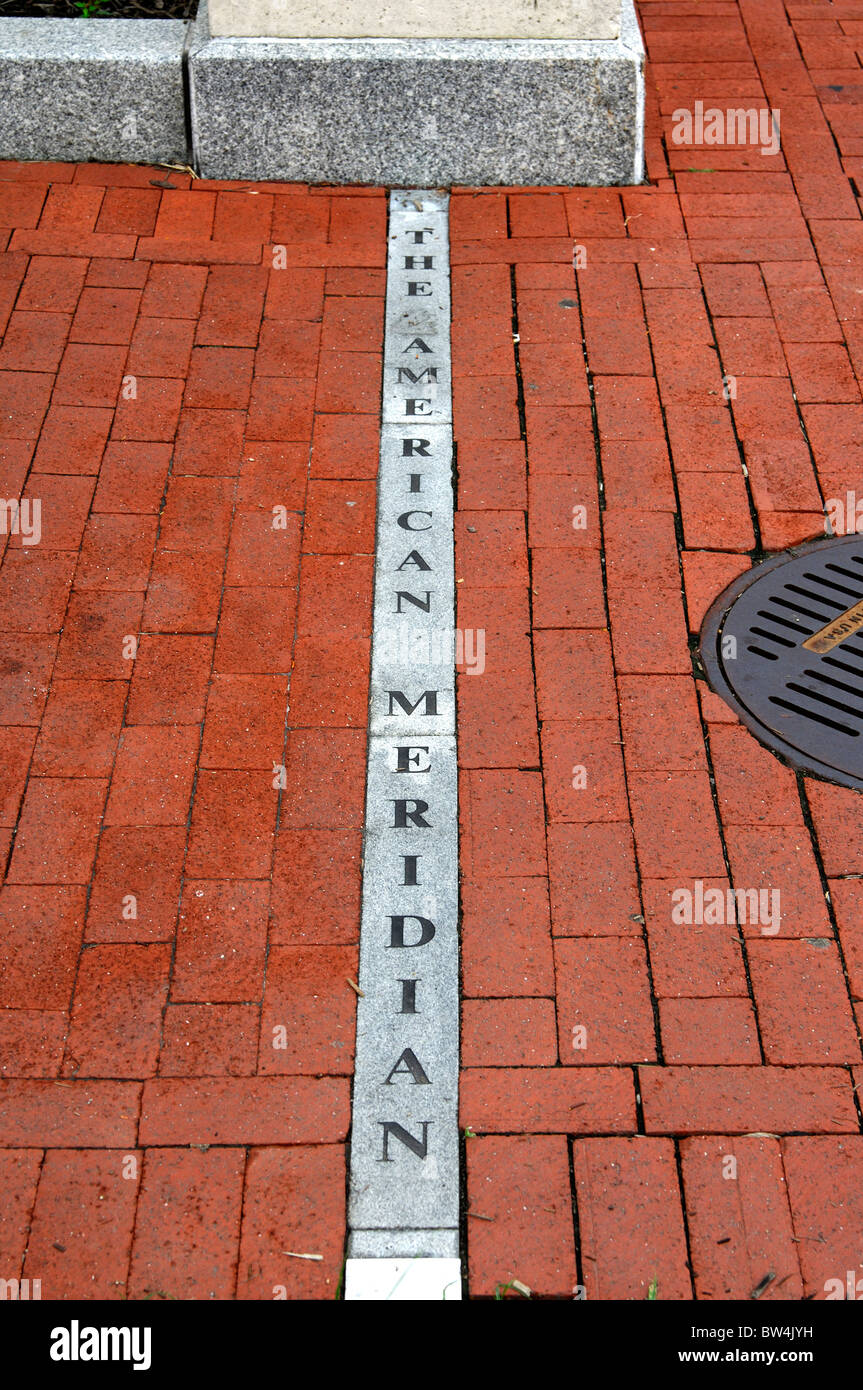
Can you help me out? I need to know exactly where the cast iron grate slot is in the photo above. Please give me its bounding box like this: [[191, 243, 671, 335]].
[[700, 535, 863, 789]]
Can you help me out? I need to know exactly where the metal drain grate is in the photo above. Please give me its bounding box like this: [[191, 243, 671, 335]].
[[700, 535, 863, 789]]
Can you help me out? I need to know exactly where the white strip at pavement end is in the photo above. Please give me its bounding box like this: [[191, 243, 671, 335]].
[[344, 1258, 462, 1301]]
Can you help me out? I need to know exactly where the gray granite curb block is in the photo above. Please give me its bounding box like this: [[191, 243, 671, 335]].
[[0, 18, 188, 164], [189, 0, 645, 186]]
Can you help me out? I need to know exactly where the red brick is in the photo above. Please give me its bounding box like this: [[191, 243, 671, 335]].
[[10, 474, 94, 553], [104, 725, 198, 827], [270, 194, 329, 242], [110, 376, 183, 442], [783, 1137, 863, 1298], [547, 823, 642, 937], [280, 730, 367, 829], [0, 310, 70, 372], [681, 1136, 803, 1300], [0, 726, 35, 825], [310, 412, 378, 481], [173, 407, 246, 475], [7, 779, 106, 885], [237, 1146, 346, 1300], [63, 943, 170, 1078], [255, 318, 320, 378], [39, 184, 103, 231], [460, 1066, 636, 1134], [574, 1137, 692, 1299], [184, 345, 255, 410], [259, 944, 356, 1074], [225, 507, 302, 586], [450, 193, 508, 240], [677, 471, 756, 550], [270, 829, 362, 946], [23, 1149, 139, 1299], [264, 265, 325, 320], [96, 186, 161, 236], [640, 1064, 857, 1134], [0, 1080, 139, 1146], [128, 1148, 244, 1301], [126, 633, 213, 725], [748, 938, 859, 1062], [154, 189, 216, 240], [531, 548, 606, 628], [301, 479, 376, 555], [69, 286, 140, 345], [744, 437, 821, 512], [85, 257, 148, 290], [460, 769, 546, 878], [457, 634, 539, 769], [31, 403, 113, 475], [287, 637, 368, 728], [453, 376, 520, 440], [213, 189, 273, 244], [296, 554, 373, 638], [138, 1077, 349, 1145], [724, 823, 832, 938], [828, 878, 863, 999], [185, 770, 277, 878], [807, 781, 863, 874], [665, 403, 741, 474], [196, 265, 268, 347], [245, 375, 316, 442], [601, 438, 676, 511], [700, 262, 772, 316], [594, 375, 665, 440], [0, 885, 85, 1008], [0, 551, 74, 632], [75, 514, 157, 591], [460, 876, 554, 998], [525, 405, 595, 474], [127, 315, 195, 378], [0, 1011, 66, 1078], [457, 439, 525, 510], [172, 879, 269, 1003], [713, 315, 788, 376], [17, 255, 86, 313], [53, 343, 125, 408], [239, 441, 309, 510], [682, 550, 751, 630], [142, 551, 224, 636], [215, 586, 297, 674], [527, 472, 600, 548], [660, 998, 761, 1064], [0, 634, 56, 724], [462, 998, 557, 1068], [0, 1150, 41, 1275], [467, 1136, 577, 1297], [31, 678, 126, 778], [629, 769, 726, 877], [642, 877, 749, 998], [159, 1004, 259, 1077], [158, 476, 233, 557], [455, 511, 528, 589], [86, 826, 185, 944], [618, 674, 707, 773], [709, 723, 805, 825], [542, 721, 629, 823], [555, 937, 657, 1064], [140, 263, 208, 319]]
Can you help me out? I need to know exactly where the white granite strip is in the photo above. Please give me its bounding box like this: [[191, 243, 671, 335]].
[[345, 191, 461, 1302]]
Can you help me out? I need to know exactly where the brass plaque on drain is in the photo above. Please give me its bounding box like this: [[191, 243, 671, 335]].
[[802, 598, 863, 654]]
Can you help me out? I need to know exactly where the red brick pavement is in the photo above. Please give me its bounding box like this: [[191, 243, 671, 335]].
[[0, 167, 380, 1299], [3, 0, 863, 1303], [457, 0, 863, 1301]]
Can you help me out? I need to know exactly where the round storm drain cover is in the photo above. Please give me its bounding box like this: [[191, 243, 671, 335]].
[[701, 534, 863, 790]]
